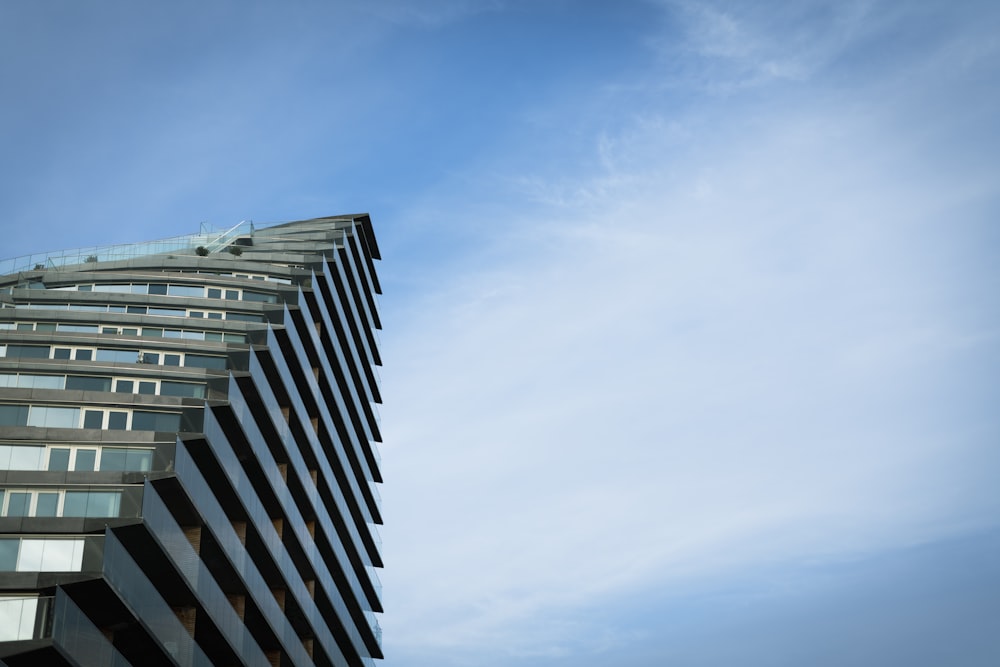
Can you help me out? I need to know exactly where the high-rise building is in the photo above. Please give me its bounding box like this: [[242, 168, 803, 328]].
[[0, 216, 383, 667]]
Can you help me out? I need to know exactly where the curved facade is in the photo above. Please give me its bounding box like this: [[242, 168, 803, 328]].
[[0, 216, 383, 667]]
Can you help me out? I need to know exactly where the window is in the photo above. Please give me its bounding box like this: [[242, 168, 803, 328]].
[[185, 354, 226, 370], [107, 412, 128, 430], [83, 411, 103, 429], [6, 492, 29, 517], [74, 450, 96, 472], [0, 405, 29, 427], [131, 411, 181, 432], [0, 446, 45, 471], [4, 345, 49, 359], [35, 493, 58, 517], [63, 491, 121, 517], [65, 375, 112, 392], [47, 449, 70, 471], [0, 539, 85, 573], [160, 381, 205, 398], [167, 285, 203, 297], [27, 407, 79, 428], [95, 349, 137, 363], [100, 448, 153, 472]]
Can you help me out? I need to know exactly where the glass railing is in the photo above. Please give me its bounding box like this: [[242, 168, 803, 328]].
[[0, 595, 53, 642], [0, 221, 257, 277]]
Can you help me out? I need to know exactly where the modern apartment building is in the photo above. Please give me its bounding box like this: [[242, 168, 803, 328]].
[[0, 216, 383, 667]]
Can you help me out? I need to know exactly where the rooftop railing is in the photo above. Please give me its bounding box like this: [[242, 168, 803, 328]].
[[0, 221, 255, 277]]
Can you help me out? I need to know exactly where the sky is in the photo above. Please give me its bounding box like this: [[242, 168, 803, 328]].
[[1, 1, 999, 665]]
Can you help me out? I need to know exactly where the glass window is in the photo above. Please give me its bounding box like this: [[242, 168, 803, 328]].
[[185, 354, 226, 370], [27, 407, 79, 428], [226, 312, 262, 322], [204, 332, 223, 342], [0, 375, 13, 387], [16, 375, 63, 390], [15, 540, 43, 570], [107, 412, 128, 431], [35, 493, 58, 517], [38, 540, 83, 571], [131, 411, 180, 432], [126, 306, 146, 314], [137, 382, 156, 395], [64, 491, 120, 518], [5, 345, 50, 359], [121, 328, 138, 336], [188, 311, 204, 318], [100, 449, 125, 471], [66, 375, 112, 392], [5, 446, 44, 471], [225, 290, 239, 300], [207, 288, 221, 299], [148, 308, 185, 317], [96, 349, 136, 363], [102, 327, 118, 335], [75, 450, 96, 472], [6, 492, 30, 517], [162, 329, 183, 338], [48, 449, 70, 471], [140, 328, 163, 337], [114, 380, 134, 393], [35, 323, 57, 332], [58, 324, 99, 333], [147, 284, 168, 295], [0, 405, 29, 427], [0, 539, 18, 570], [107, 305, 126, 313], [160, 381, 205, 398], [92, 284, 129, 293], [223, 333, 246, 343], [61, 492, 86, 516], [163, 354, 181, 367], [242, 291, 276, 303], [83, 410, 103, 429], [74, 349, 93, 361], [15, 323, 33, 331], [126, 449, 153, 472], [52, 348, 71, 360], [139, 353, 159, 365], [168, 285, 203, 297], [207, 312, 223, 320]]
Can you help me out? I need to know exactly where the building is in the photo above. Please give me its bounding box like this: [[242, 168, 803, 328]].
[[0, 216, 383, 667]]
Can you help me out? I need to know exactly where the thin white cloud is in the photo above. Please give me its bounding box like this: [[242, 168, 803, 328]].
[[380, 3, 1000, 662]]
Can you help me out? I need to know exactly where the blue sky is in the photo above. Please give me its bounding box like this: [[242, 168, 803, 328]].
[[2, 1, 999, 665]]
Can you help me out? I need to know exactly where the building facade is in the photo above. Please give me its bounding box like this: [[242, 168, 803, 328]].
[[0, 216, 383, 667]]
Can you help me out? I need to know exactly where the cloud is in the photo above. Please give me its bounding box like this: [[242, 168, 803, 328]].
[[379, 3, 1000, 662]]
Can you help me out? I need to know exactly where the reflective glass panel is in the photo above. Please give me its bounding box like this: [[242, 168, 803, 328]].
[[0, 540, 17, 570], [107, 412, 128, 431], [48, 448, 70, 471], [75, 450, 96, 472], [35, 493, 58, 517], [8, 447, 44, 470], [6, 492, 30, 517], [83, 411, 103, 429], [66, 375, 112, 392]]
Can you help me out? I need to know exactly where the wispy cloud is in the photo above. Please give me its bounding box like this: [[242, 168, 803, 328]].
[[380, 2, 1000, 663]]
